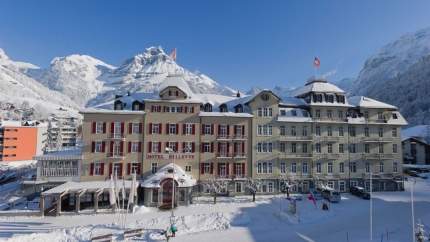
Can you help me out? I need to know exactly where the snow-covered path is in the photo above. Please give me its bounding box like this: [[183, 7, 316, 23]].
[[0, 177, 429, 242]]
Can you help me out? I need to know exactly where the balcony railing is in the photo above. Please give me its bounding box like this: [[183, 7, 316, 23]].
[[279, 136, 313, 141], [280, 153, 313, 158], [313, 153, 341, 160], [107, 152, 125, 159], [216, 134, 232, 140], [361, 137, 394, 143], [361, 153, 396, 160], [216, 153, 247, 158], [108, 133, 125, 140], [232, 135, 247, 140]]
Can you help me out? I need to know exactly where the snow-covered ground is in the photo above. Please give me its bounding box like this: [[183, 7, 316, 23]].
[[0, 176, 429, 242]]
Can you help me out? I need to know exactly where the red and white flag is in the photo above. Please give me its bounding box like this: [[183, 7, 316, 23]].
[[307, 192, 317, 207], [170, 48, 177, 61], [313, 56, 320, 68]]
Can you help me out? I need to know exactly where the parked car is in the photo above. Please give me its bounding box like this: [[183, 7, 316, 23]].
[[350, 186, 370, 200], [405, 170, 420, 177]]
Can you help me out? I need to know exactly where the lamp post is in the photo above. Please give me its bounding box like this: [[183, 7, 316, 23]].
[[165, 147, 175, 220]]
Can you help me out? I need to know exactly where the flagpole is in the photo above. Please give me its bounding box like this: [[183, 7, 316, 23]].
[[370, 170, 373, 241], [411, 178, 416, 242]]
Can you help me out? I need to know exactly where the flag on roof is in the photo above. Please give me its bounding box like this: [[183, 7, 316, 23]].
[[313, 56, 320, 68], [170, 48, 177, 61]]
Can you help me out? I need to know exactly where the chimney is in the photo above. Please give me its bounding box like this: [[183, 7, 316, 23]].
[[236, 91, 241, 98]]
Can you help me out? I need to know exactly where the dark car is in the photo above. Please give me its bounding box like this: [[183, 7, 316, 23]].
[[405, 170, 420, 177], [350, 186, 370, 200]]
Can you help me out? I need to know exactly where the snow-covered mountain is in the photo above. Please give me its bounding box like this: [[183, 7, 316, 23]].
[[28, 54, 115, 106], [0, 49, 79, 120], [350, 27, 430, 125], [87, 46, 235, 106]]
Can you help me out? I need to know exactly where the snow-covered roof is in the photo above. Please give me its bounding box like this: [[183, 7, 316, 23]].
[[159, 74, 194, 98], [192, 93, 237, 107], [279, 97, 307, 107], [80, 108, 145, 115], [402, 125, 430, 142], [199, 112, 253, 118], [294, 78, 344, 97], [348, 96, 397, 109], [42, 179, 138, 195], [141, 163, 196, 188], [34, 147, 82, 161], [277, 107, 312, 122]]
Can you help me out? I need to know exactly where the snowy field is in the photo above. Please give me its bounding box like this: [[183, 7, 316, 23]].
[[0, 177, 429, 242]]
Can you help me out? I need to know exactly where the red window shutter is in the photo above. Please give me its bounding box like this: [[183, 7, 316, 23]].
[[217, 163, 221, 175], [227, 125, 230, 135], [103, 122, 106, 133], [234, 143, 237, 153], [128, 123, 132, 134], [92, 122, 96, 133], [242, 125, 245, 136], [90, 163, 94, 175], [182, 142, 186, 152], [138, 142, 142, 152], [176, 124, 179, 134], [102, 142, 106, 152], [242, 142, 245, 153], [120, 141, 124, 153], [110, 141, 114, 153], [226, 164, 230, 175], [200, 163, 204, 174], [192, 143, 195, 153], [158, 124, 162, 134], [192, 124, 195, 135], [227, 144, 230, 154], [91, 142, 95, 152], [242, 164, 245, 176], [217, 143, 221, 153], [137, 163, 141, 175], [158, 142, 162, 152], [200, 143, 204, 152], [210, 163, 214, 174], [211, 142, 214, 153], [166, 123, 170, 134], [128, 142, 132, 153], [110, 122, 114, 133], [149, 123, 153, 134], [119, 163, 123, 177], [151, 106, 155, 112], [211, 124, 214, 135], [148, 142, 152, 153], [109, 163, 113, 175], [121, 122, 125, 134], [201, 124, 204, 135], [218, 125, 221, 135], [101, 163, 105, 175], [139, 123, 143, 133], [191, 107, 194, 113], [234, 125, 237, 135], [127, 163, 131, 175], [233, 163, 236, 175], [175, 142, 179, 152], [182, 124, 186, 135], [185, 106, 188, 113]]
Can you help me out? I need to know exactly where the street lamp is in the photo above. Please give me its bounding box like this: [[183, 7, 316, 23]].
[[165, 147, 175, 219]]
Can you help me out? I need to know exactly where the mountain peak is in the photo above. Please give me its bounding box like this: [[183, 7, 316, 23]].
[[0, 48, 9, 61], [50, 54, 115, 70]]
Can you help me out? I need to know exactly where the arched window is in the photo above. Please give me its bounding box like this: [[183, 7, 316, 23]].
[[219, 104, 228, 112], [204, 103, 213, 112], [114, 100, 123, 110], [234, 104, 243, 113]]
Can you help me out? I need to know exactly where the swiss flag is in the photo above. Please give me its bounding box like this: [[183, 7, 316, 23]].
[[313, 57, 320, 68], [170, 48, 177, 61]]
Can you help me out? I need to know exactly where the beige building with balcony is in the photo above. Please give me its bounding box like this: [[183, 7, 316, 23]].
[[41, 75, 407, 210]]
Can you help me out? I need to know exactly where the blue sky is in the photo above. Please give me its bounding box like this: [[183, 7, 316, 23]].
[[1, 0, 430, 90]]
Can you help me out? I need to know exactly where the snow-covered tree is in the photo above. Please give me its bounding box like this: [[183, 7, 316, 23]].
[[203, 179, 229, 204], [279, 176, 294, 198], [416, 222, 429, 242], [245, 178, 262, 202]]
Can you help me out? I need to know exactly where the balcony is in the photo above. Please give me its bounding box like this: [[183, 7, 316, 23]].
[[280, 153, 313, 159], [361, 153, 396, 160], [108, 133, 125, 140], [313, 136, 341, 142], [279, 136, 313, 141], [313, 153, 340, 160], [216, 135, 232, 140], [232, 135, 247, 140], [233, 153, 246, 158], [361, 137, 394, 143], [216, 153, 247, 158], [107, 152, 125, 159]]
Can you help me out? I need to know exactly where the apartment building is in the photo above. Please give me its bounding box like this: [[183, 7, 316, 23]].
[[43, 75, 406, 209], [0, 120, 47, 162], [46, 115, 79, 151]]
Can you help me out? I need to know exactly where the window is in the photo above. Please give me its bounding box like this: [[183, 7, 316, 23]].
[[291, 162, 297, 173], [365, 144, 370, 153], [95, 122, 104, 134], [168, 142, 178, 152], [235, 163, 244, 177], [184, 123, 193, 135], [327, 110, 332, 118], [378, 112, 383, 120], [302, 143, 308, 153], [202, 142, 211, 153], [316, 143, 321, 153], [327, 162, 333, 174], [392, 113, 398, 119], [338, 111, 343, 119], [280, 126, 286, 136], [393, 162, 398, 172], [349, 126, 356, 137], [259, 107, 273, 117], [379, 162, 384, 173], [302, 126, 308, 136], [257, 142, 272, 153], [151, 142, 160, 153], [291, 126, 296, 136], [349, 144, 357, 153], [316, 126, 321, 136], [316, 162, 322, 173], [203, 124, 212, 135], [392, 144, 398, 153], [151, 163, 158, 174], [185, 165, 192, 172], [392, 128, 397, 137], [183, 142, 193, 153], [280, 110, 286, 116], [152, 189, 158, 203], [257, 161, 273, 174], [302, 162, 308, 174], [257, 108, 263, 117], [132, 123, 140, 134], [151, 123, 161, 134], [291, 143, 297, 153], [94, 162, 103, 175], [378, 127, 384, 137], [131, 142, 140, 152], [235, 182, 243, 193], [327, 143, 333, 153], [339, 144, 344, 153], [364, 111, 369, 119], [258, 125, 272, 136], [327, 126, 332, 136], [315, 110, 321, 118], [280, 162, 286, 174], [280, 142, 286, 152], [364, 127, 369, 137], [350, 162, 357, 173], [338, 126, 344, 136], [327, 181, 334, 189], [94, 141, 103, 152], [339, 181, 346, 192], [378, 143, 384, 154], [113, 163, 122, 176], [131, 163, 139, 174], [268, 182, 274, 193], [339, 162, 344, 173], [366, 162, 370, 173], [169, 124, 177, 135], [291, 110, 297, 116]]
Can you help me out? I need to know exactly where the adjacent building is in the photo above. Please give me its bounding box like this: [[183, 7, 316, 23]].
[[46, 115, 79, 151], [0, 120, 47, 162], [401, 125, 430, 165], [43, 75, 407, 209]]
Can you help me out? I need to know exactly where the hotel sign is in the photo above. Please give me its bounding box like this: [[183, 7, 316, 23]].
[[146, 154, 195, 160]]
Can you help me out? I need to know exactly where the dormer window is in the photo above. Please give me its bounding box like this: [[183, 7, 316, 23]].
[[392, 113, 398, 119], [291, 110, 297, 116], [219, 104, 228, 112], [168, 90, 172, 96], [314, 94, 323, 103], [336, 95, 345, 104], [114, 100, 123, 110], [327, 95, 334, 103], [175, 90, 179, 96], [204, 103, 213, 112], [234, 104, 243, 113], [302, 110, 308, 117], [280, 110, 286, 116]]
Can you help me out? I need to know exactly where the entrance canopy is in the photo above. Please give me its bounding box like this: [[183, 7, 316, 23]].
[[42, 180, 137, 195], [141, 163, 196, 188]]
